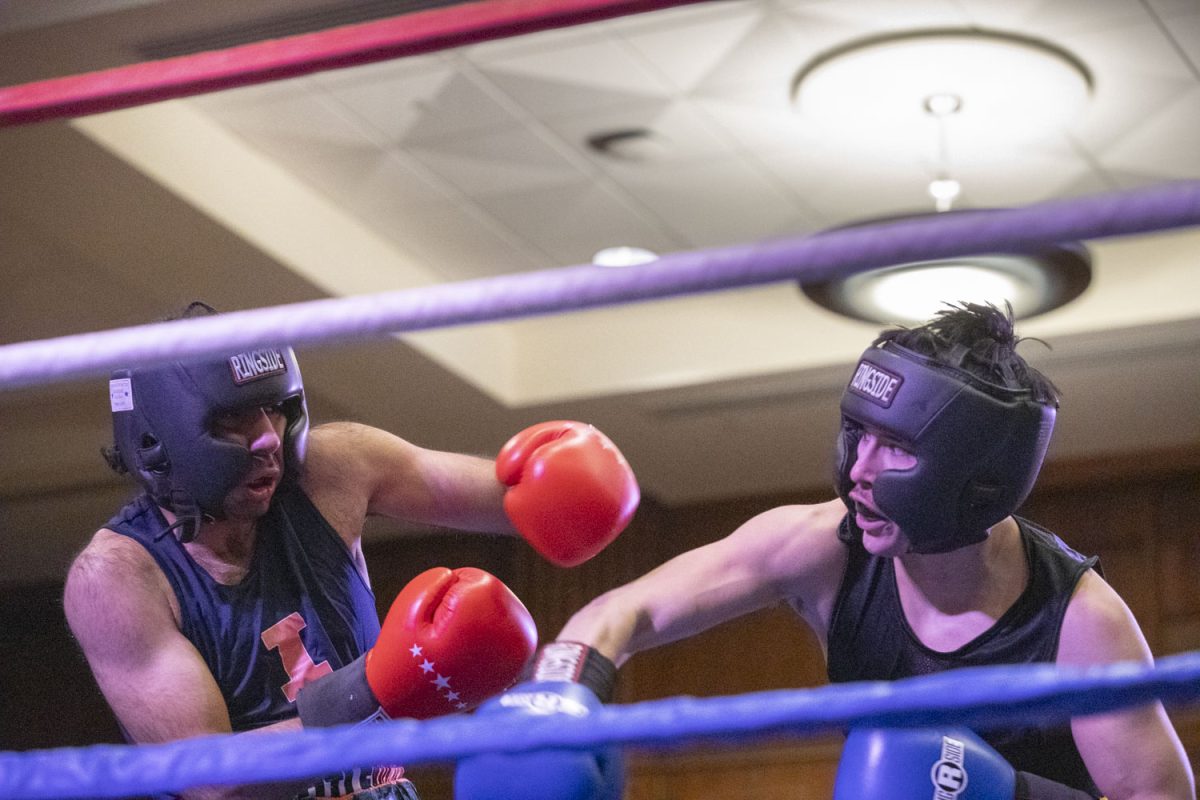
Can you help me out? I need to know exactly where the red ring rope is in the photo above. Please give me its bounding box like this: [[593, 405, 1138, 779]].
[[0, 0, 704, 126]]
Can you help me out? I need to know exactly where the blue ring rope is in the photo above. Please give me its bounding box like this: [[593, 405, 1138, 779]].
[[0, 180, 1198, 390], [3, 651, 1199, 799]]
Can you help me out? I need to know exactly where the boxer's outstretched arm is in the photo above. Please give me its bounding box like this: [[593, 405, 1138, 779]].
[[305, 421, 639, 567], [558, 499, 848, 666]]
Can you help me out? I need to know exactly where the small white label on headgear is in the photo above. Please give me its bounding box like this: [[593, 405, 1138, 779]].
[[109, 378, 133, 412]]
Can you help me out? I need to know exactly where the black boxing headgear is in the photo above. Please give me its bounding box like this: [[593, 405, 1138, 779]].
[[108, 347, 308, 542], [834, 341, 1055, 554]]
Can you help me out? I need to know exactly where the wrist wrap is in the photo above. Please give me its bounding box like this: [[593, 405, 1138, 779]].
[[296, 653, 388, 727], [530, 641, 617, 703]]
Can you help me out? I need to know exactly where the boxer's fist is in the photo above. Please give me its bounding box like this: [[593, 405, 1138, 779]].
[[297, 568, 537, 725], [497, 421, 639, 567], [835, 727, 1022, 799], [454, 682, 622, 800], [456, 642, 622, 800], [366, 567, 537, 719]]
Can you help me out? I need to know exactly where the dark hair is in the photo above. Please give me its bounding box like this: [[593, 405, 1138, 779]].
[[167, 300, 218, 321], [101, 301, 219, 475], [875, 302, 1060, 404]]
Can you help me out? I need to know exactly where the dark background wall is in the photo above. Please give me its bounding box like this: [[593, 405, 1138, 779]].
[[3, 450, 1199, 799]]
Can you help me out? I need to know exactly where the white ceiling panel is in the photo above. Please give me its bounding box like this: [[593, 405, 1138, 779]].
[[1158, 8, 1200, 76], [467, 36, 676, 118], [1100, 87, 1200, 178], [3, 0, 1200, 588], [472, 178, 682, 264], [603, 155, 816, 248], [541, 98, 731, 165], [407, 125, 590, 196], [956, 0, 1152, 34], [315, 62, 460, 145]]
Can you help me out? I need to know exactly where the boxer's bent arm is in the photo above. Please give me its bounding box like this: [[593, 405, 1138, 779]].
[[64, 532, 311, 800], [1058, 570, 1195, 800], [305, 422, 512, 536], [559, 500, 848, 666]]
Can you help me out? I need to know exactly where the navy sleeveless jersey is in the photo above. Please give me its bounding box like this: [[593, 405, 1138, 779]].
[[105, 484, 381, 731], [826, 515, 1101, 795]]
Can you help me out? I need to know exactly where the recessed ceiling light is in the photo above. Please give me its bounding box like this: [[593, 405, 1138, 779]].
[[593, 246, 659, 268]]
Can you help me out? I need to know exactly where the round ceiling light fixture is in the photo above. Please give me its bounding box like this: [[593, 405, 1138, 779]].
[[798, 212, 1092, 325], [791, 28, 1093, 149]]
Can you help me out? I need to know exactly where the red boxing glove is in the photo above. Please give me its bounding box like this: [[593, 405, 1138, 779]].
[[297, 567, 537, 726], [365, 567, 537, 719], [496, 421, 640, 567]]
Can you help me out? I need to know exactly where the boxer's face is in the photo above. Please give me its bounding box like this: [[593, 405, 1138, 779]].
[[211, 403, 287, 519], [847, 428, 917, 557]]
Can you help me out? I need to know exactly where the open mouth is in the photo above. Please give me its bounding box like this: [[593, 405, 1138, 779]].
[[244, 474, 277, 495], [855, 503, 881, 521]]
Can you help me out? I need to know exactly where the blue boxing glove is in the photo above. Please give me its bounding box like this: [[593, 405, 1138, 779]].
[[454, 642, 623, 800], [834, 727, 1097, 799]]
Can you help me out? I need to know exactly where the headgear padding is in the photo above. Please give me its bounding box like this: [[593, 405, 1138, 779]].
[[109, 347, 308, 541], [835, 341, 1055, 554]]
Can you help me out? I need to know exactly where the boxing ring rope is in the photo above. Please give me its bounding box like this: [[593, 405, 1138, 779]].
[[1, 180, 1199, 390], [4, 9, 1200, 798], [3, 651, 1200, 799], [0, 0, 705, 127]]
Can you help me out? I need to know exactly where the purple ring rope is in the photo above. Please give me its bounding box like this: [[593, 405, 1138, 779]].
[[1, 651, 1198, 799], [1, 181, 1198, 390]]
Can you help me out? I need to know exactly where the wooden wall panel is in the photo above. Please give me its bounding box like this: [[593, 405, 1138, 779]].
[[2, 454, 1197, 799]]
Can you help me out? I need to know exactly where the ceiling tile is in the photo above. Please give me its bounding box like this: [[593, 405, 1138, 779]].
[[689, 85, 823, 157], [391, 72, 528, 145], [755, 150, 936, 228], [316, 63, 459, 145], [406, 126, 588, 196], [1158, 9, 1200, 76], [1067, 71, 1195, 154], [472, 179, 681, 265], [467, 36, 675, 118], [342, 157, 548, 281], [681, 9, 843, 98], [794, 0, 968, 30], [542, 97, 732, 164], [195, 79, 373, 146], [1057, 19, 1198, 78], [956, 0, 1152, 34], [613, 2, 769, 92], [942, 149, 1098, 207], [603, 155, 818, 247], [1100, 87, 1200, 178]]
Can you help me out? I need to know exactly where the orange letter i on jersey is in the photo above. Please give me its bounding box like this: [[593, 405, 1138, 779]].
[[261, 612, 334, 702]]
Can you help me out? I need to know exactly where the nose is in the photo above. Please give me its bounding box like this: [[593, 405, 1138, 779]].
[[247, 408, 283, 455], [848, 435, 881, 486]]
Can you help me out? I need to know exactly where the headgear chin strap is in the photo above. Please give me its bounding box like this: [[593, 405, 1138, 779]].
[[835, 341, 1056, 554], [108, 347, 309, 542]]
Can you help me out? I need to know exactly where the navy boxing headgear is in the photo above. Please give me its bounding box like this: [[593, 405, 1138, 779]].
[[835, 341, 1055, 554], [108, 346, 308, 541]]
